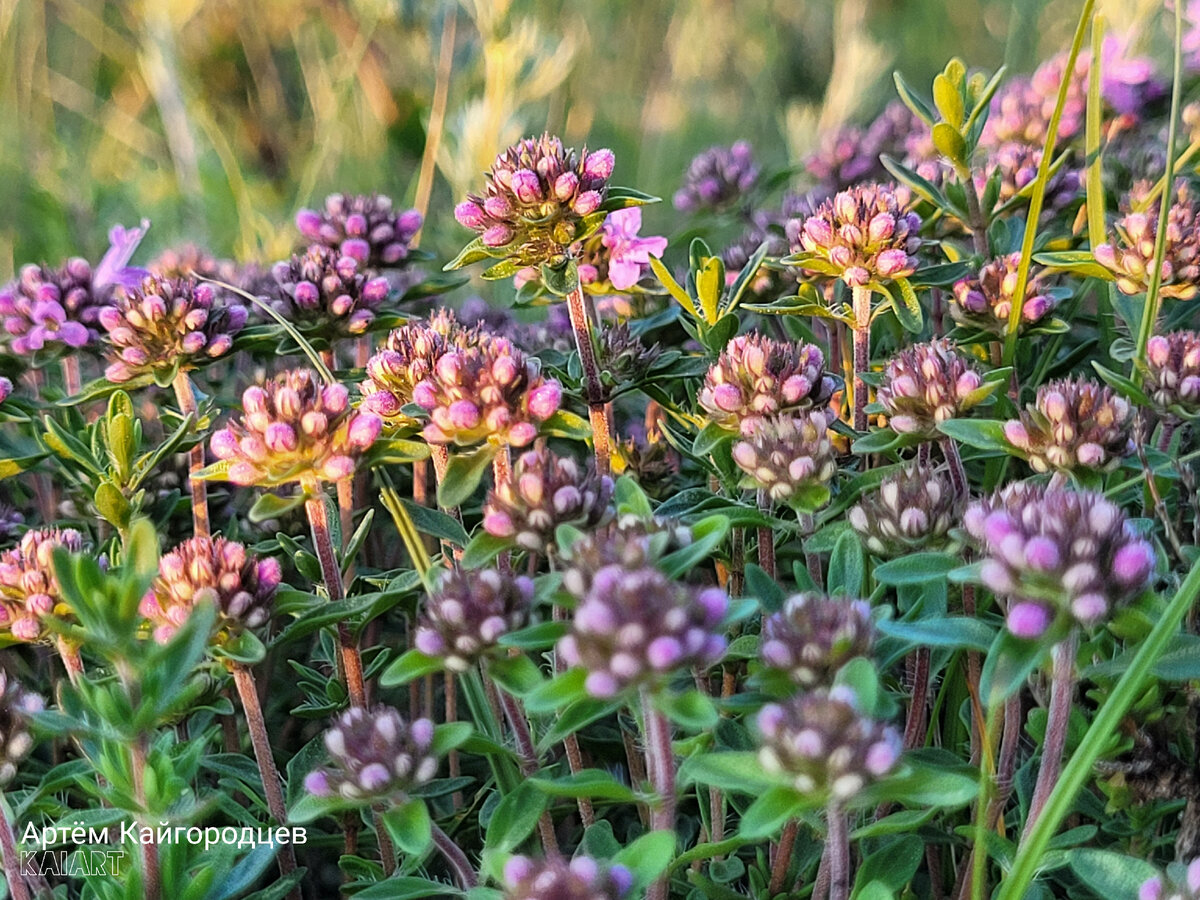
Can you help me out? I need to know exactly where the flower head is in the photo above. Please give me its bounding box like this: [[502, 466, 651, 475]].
[[271, 245, 391, 336], [951, 254, 1058, 336], [0, 672, 44, 788], [557, 565, 728, 698], [210, 368, 381, 487], [674, 141, 759, 213], [757, 687, 902, 802], [361, 311, 475, 427], [296, 193, 422, 269], [150, 244, 237, 283], [1095, 182, 1200, 299], [964, 482, 1155, 637], [503, 855, 634, 900], [303, 706, 437, 803], [732, 412, 836, 509], [596, 208, 667, 291], [877, 339, 986, 438], [977, 142, 1081, 213], [1003, 377, 1134, 473], [455, 134, 614, 267], [140, 536, 281, 644], [1146, 331, 1200, 417], [98, 275, 246, 382], [0, 377, 11, 406], [412, 333, 561, 448], [560, 517, 694, 600], [850, 464, 960, 558], [597, 322, 661, 398], [414, 568, 533, 672], [0, 503, 25, 541], [698, 333, 834, 435], [483, 447, 613, 553], [760, 593, 874, 687], [0, 528, 85, 643], [788, 184, 921, 288]]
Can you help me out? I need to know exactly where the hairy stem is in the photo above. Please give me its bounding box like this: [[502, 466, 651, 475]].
[[0, 795, 31, 900], [131, 736, 161, 900], [429, 445, 464, 564], [642, 688, 676, 900], [827, 805, 850, 900], [493, 680, 558, 855], [61, 354, 81, 398], [903, 648, 930, 749], [304, 485, 366, 708], [942, 438, 968, 500], [960, 170, 991, 257], [851, 286, 872, 432], [1026, 632, 1078, 833], [565, 283, 613, 475], [553, 605, 595, 826], [756, 488, 775, 578], [432, 823, 477, 889], [769, 820, 799, 896], [232, 665, 300, 891], [172, 371, 210, 538]]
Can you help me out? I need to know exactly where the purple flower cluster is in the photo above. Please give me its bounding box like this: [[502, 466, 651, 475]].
[[788, 184, 921, 288], [483, 446, 613, 553], [503, 855, 633, 900], [698, 333, 834, 435], [1004, 377, 1134, 474], [757, 686, 902, 802], [964, 482, 1155, 638], [271, 245, 391, 335], [140, 536, 282, 644], [1146, 331, 1200, 416], [99, 275, 247, 382], [0, 671, 43, 788], [414, 568, 533, 672], [455, 134, 614, 264], [296, 193, 422, 269], [1095, 182, 1200, 299], [674, 141, 759, 213], [732, 412, 836, 508], [760, 593, 874, 687], [951, 255, 1057, 336], [304, 705, 438, 802], [558, 564, 728, 698], [877, 339, 986, 438], [361, 311, 474, 427], [849, 464, 960, 558], [0, 527, 85, 643], [210, 368, 382, 486]]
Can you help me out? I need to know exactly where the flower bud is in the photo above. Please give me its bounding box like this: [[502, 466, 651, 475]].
[[415, 569, 533, 671], [1004, 377, 1134, 473], [297, 193, 420, 270], [306, 706, 438, 802], [760, 593, 874, 686]]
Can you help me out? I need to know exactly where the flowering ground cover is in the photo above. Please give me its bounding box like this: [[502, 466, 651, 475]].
[[3, 2, 1200, 899]]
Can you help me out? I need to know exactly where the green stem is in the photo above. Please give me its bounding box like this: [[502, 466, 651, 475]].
[[172, 371, 210, 538], [997, 555, 1200, 900], [1001, 0, 1097, 367], [1132, 0, 1184, 383]]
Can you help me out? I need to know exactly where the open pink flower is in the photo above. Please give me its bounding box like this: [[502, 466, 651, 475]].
[[600, 208, 667, 291]]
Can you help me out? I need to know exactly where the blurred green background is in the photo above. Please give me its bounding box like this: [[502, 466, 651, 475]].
[[0, 0, 1170, 281]]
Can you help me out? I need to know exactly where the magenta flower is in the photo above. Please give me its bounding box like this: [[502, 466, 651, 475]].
[[600, 208, 667, 291], [93, 220, 152, 295]]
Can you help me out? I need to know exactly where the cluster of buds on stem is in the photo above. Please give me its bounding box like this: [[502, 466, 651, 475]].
[[483, 446, 613, 553], [0, 672, 43, 787], [0, 528, 84, 642], [978, 143, 1080, 213], [757, 686, 902, 802], [760, 593, 874, 687], [455, 134, 614, 266], [1146, 331, 1200, 417], [1095, 183, 1200, 299], [0, 377, 11, 406], [558, 564, 728, 698], [698, 333, 834, 435], [850, 465, 960, 557], [503, 855, 634, 900], [877, 339, 987, 438], [561, 518, 694, 599], [304, 706, 438, 803], [99, 275, 246, 382], [210, 369, 382, 486], [951, 255, 1058, 336], [674, 142, 759, 212], [140, 536, 281, 644], [732, 412, 836, 510], [296, 193, 422, 269], [964, 481, 1155, 638], [271, 245, 390, 335], [1003, 377, 1134, 473], [361, 311, 474, 427], [787, 184, 921, 288], [412, 333, 562, 448], [414, 568, 533, 672]]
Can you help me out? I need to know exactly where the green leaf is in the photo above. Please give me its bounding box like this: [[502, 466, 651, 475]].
[[600, 186, 661, 210], [486, 655, 547, 698], [94, 482, 131, 530], [431, 721, 475, 757], [355, 878, 462, 900], [438, 444, 498, 508], [522, 668, 588, 714], [613, 831, 677, 889], [893, 71, 936, 126], [1092, 362, 1154, 408], [484, 781, 548, 852], [1032, 250, 1116, 281], [482, 258, 522, 280], [659, 514, 730, 579], [833, 657, 880, 716], [460, 531, 512, 569], [738, 786, 807, 839], [248, 491, 307, 524], [382, 798, 432, 856], [933, 73, 964, 129], [876, 617, 997, 652], [394, 497, 469, 548], [880, 155, 949, 210], [678, 752, 778, 794], [697, 255, 724, 325], [936, 419, 1011, 453], [654, 689, 718, 731], [979, 629, 1051, 708], [539, 409, 592, 441], [380, 649, 445, 686], [650, 256, 699, 319], [615, 474, 655, 520], [827, 530, 865, 596], [1066, 850, 1160, 899], [218, 632, 268, 666], [858, 751, 978, 809], [932, 122, 966, 164], [528, 770, 638, 802], [540, 260, 578, 297], [872, 552, 960, 584], [692, 421, 734, 458], [444, 236, 502, 271], [891, 277, 924, 333]]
